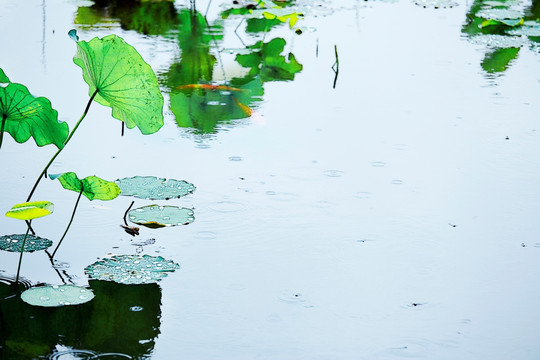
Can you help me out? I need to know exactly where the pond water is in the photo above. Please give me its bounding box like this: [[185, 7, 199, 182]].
[[1, 0, 540, 358]]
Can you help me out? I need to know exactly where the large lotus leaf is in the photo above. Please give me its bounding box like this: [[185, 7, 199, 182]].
[[0, 68, 9, 82], [0, 234, 52, 252], [85, 255, 180, 284], [0, 80, 68, 149], [5, 201, 54, 220], [116, 176, 195, 200], [71, 30, 164, 135], [51, 172, 121, 201], [21, 285, 95, 307], [235, 38, 303, 82], [128, 205, 194, 228]]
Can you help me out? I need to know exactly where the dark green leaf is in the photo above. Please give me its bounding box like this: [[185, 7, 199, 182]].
[[481, 47, 520, 73], [0, 68, 9, 83]]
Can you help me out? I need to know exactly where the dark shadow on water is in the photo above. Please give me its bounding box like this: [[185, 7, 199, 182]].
[[0, 280, 162, 359]]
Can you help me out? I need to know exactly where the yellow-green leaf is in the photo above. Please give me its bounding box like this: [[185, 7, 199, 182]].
[[5, 201, 54, 220]]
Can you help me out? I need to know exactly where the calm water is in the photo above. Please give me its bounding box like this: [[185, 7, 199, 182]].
[[1, 0, 540, 359]]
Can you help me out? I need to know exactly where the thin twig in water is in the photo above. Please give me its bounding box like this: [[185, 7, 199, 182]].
[[332, 44, 339, 89], [124, 201, 135, 226]]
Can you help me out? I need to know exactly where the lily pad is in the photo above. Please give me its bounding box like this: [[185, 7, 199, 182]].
[[507, 21, 540, 36], [52, 172, 121, 201], [85, 255, 180, 284], [128, 205, 195, 228], [5, 201, 54, 220], [116, 176, 195, 200], [0, 234, 52, 252], [71, 30, 164, 135], [0, 72, 68, 149], [21, 285, 95, 307]]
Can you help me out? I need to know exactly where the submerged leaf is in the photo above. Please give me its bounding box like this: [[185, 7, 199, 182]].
[[21, 285, 95, 307], [85, 255, 180, 284], [53, 172, 121, 201], [128, 205, 194, 228], [116, 176, 195, 200], [481, 47, 520, 73], [0, 80, 68, 149], [0, 234, 52, 252], [71, 30, 164, 135], [5, 201, 54, 220]]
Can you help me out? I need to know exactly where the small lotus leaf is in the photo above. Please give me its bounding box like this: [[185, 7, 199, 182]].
[[128, 205, 195, 228], [5, 201, 54, 220], [85, 255, 180, 284], [21, 285, 95, 307], [0, 80, 68, 149], [0, 68, 9, 83], [0, 234, 52, 252], [53, 172, 121, 201], [71, 30, 164, 135], [116, 176, 196, 200]]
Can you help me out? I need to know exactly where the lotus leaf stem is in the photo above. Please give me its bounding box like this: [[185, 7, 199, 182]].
[[51, 187, 84, 259], [0, 114, 6, 150], [15, 221, 31, 284], [26, 89, 99, 202]]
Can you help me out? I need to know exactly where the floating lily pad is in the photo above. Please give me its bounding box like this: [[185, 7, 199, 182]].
[[51, 172, 121, 201], [476, 8, 522, 20], [0, 234, 52, 252], [85, 255, 180, 284], [5, 201, 54, 220], [116, 176, 195, 200], [21, 285, 95, 307], [128, 205, 195, 228]]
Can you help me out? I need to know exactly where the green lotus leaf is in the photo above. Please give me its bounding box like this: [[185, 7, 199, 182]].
[[5, 201, 54, 220], [235, 38, 302, 82], [0, 234, 52, 252], [53, 172, 121, 201], [116, 176, 195, 200], [85, 255, 180, 284], [0, 75, 68, 149], [128, 205, 194, 228], [71, 30, 164, 135], [21, 285, 95, 307], [0, 68, 9, 83]]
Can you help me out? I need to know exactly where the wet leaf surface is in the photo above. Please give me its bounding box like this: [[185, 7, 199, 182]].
[[0, 234, 52, 252], [52, 172, 121, 201], [21, 285, 95, 307], [128, 205, 195, 228], [85, 255, 180, 284], [116, 176, 195, 200]]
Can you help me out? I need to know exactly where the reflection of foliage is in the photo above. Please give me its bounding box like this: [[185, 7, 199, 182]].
[[0, 279, 161, 359], [481, 47, 520, 73], [236, 38, 303, 81], [461, 0, 540, 75], [221, 0, 302, 32], [75, 0, 178, 35], [170, 77, 264, 133]]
